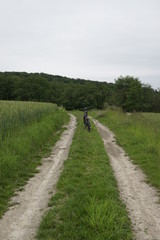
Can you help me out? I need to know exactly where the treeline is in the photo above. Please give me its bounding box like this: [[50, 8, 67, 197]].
[[0, 72, 160, 112]]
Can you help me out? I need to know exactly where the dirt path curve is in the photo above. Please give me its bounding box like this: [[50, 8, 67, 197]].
[[0, 114, 76, 240], [93, 118, 160, 240]]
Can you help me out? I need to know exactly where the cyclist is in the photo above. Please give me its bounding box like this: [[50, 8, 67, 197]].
[[85, 116, 91, 132], [83, 111, 87, 126]]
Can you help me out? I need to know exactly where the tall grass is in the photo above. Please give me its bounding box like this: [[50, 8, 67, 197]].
[[37, 112, 133, 240], [0, 101, 69, 217], [0, 101, 58, 143], [93, 110, 160, 190]]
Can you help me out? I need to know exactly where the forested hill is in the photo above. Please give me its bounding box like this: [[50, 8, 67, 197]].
[[0, 71, 160, 112]]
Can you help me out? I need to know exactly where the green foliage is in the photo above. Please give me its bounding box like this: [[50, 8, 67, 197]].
[[0, 72, 160, 112], [115, 76, 153, 112], [37, 112, 133, 240], [0, 101, 69, 217], [94, 110, 160, 190], [0, 72, 113, 110]]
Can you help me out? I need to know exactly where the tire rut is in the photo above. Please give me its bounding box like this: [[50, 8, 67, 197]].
[[0, 114, 76, 240], [93, 118, 160, 240]]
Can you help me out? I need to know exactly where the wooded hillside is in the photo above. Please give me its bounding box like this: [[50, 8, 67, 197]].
[[0, 72, 160, 112]]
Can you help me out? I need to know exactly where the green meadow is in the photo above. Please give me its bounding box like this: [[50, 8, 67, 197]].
[[0, 101, 69, 217], [37, 112, 133, 240], [92, 110, 160, 190], [2, 103, 160, 239]]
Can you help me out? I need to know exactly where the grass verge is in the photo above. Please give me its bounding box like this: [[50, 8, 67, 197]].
[[37, 111, 133, 240], [92, 110, 160, 190], [0, 104, 69, 217]]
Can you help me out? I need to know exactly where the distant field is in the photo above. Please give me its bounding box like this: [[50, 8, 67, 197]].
[[0, 101, 69, 217], [92, 110, 160, 190]]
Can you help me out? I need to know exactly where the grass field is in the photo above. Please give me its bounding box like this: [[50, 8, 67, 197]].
[[37, 112, 133, 240], [0, 101, 69, 217], [92, 110, 160, 191]]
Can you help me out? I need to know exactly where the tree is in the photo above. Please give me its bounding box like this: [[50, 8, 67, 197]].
[[114, 76, 143, 112]]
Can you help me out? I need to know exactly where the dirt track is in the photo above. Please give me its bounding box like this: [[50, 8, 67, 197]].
[[1, 114, 160, 240], [0, 114, 76, 240], [93, 118, 160, 240]]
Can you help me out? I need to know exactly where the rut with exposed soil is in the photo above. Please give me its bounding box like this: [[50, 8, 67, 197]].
[[0, 114, 76, 240], [93, 118, 160, 240]]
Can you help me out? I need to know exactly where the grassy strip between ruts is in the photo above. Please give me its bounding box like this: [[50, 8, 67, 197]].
[[0, 105, 69, 218], [37, 111, 133, 240], [92, 110, 160, 191]]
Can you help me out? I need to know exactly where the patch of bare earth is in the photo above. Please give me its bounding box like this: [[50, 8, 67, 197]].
[[0, 114, 76, 240], [93, 118, 160, 240]]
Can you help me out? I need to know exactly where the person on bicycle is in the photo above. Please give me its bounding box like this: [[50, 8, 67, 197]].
[[85, 116, 91, 132], [83, 111, 87, 126]]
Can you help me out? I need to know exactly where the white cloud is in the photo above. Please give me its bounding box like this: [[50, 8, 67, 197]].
[[0, 0, 160, 88]]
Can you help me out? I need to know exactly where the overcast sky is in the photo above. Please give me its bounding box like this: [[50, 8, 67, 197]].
[[0, 0, 160, 89]]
